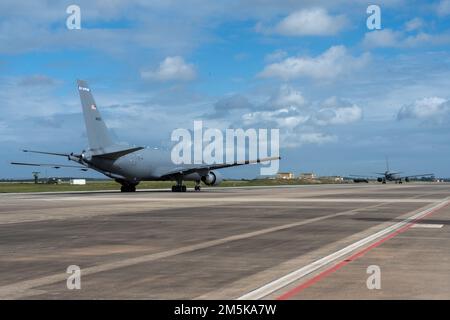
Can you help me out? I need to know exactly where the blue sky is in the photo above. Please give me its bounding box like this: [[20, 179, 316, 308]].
[[1, 0, 450, 179]]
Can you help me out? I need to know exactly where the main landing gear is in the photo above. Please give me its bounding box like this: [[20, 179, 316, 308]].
[[172, 185, 187, 192], [172, 177, 186, 192], [171, 179, 202, 192], [116, 179, 138, 192], [121, 185, 136, 192]]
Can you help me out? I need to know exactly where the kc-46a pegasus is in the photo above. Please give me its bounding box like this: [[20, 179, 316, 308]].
[[11, 80, 280, 192]]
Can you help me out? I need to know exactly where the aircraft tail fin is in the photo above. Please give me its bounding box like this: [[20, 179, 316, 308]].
[[77, 80, 114, 151]]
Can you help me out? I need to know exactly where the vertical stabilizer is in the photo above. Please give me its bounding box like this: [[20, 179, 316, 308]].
[[77, 80, 114, 150]]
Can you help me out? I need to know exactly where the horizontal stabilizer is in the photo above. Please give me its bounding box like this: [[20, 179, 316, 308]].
[[92, 146, 144, 160], [23, 150, 70, 157], [11, 162, 88, 170]]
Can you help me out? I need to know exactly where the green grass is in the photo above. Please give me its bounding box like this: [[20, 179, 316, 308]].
[[0, 179, 334, 193]]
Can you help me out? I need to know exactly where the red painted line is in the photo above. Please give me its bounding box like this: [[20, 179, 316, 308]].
[[276, 201, 449, 300]]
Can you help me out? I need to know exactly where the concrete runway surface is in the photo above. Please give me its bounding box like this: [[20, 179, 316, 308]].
[[0, 183, 449, 299]]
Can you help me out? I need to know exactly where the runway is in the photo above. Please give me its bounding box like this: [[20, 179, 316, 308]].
[[0, 183, 449, 299]]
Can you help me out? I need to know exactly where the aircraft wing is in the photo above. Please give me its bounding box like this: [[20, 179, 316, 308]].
[[399, 173, 434, 179], [11, 162, 88, 170], [161, 156, 281, 178], [349, 174, 378, 179]]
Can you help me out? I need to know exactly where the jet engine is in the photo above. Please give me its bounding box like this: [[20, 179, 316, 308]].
[[377, 177, 383, 182], [201, 171, 223, 186]]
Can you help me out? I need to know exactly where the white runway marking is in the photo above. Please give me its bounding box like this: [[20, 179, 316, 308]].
[[411, 223, 444, 229], [0, 183, 390, 196], [0, 203, 384, 299], [237, 199, 449, 300], [30, 197, 438, 203]]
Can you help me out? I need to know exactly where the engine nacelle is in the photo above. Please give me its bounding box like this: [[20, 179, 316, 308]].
[[377, 177, 383, 183], [201, 171, 223, 186]]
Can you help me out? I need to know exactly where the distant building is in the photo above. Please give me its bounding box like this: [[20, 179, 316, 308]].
[[322, 176, 344, 182], [299, 172, 316, 180], [70, 179, 86, 185], [277, 172, 294, 180]]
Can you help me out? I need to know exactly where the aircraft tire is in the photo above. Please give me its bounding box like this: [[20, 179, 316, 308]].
[[121, 185, 136, 192], [172, 185, 187, 192]]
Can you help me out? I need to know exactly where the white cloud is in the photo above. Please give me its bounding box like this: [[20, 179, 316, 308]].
[[264, 49, 288, 62], [242, 107, 309, 129], [363, 29, 402, 48], [206, 94, 254, 118], [141, 56, 196, 82], [269, 84, 306, 109], [363, 29, 450, 48], [314, 97, 362, 125], [402, 32, 450, 47], [397, 97, 450, 121], [315, 105, 362, 125], [271, 8, 348, 36], [298, 132, 337, 144], [259, 45, 369, 80], [238, 88, 362, 148], [404, 18, 424, 32]]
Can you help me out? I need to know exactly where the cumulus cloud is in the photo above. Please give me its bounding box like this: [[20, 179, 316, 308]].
[[141, 56, 196, 81], [397, 97, 450, 122], [264, 49, 288, 62], [314, 97, 363, 125], [268, 84, 306, 109], [205, 94, 254, 118], [236, 87, 362, 148], [273, 8, 347, 36], [259, 46, 369, 81], [363, 29, 401, 48], [242, 107, 309, 129], [363, 29, 450, 48], [404, 18, 424, 32], [298, 132, 337, 144], [0, 76, 67, 119], [279, 131, 337, 148]]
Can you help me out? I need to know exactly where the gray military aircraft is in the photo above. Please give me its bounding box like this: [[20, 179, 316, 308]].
[[350, 157, 434, 184], [11, 80, 280, 192]]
